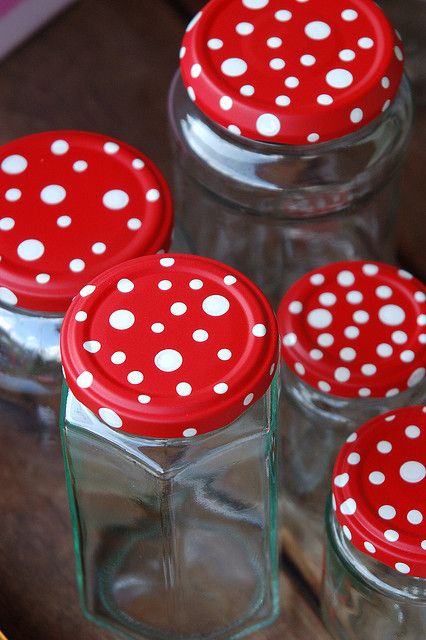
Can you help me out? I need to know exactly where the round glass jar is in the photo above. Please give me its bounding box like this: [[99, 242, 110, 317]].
[[168, 0, 413, 308], [322, 406, 426, 639], [277, 261, 426, 581], [60, 253, 280, 640], [0, 131, 173, 425]]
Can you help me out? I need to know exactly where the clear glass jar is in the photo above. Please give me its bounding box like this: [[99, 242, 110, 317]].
[[322, 497, 426, 639], [61, 382, 279, 640], [59, 253, 280, 640], [169, 0, 413, 307]]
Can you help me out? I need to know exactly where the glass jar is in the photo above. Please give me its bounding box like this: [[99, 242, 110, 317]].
[[168, 0, 413, 307], [277, 261, 426, 581], [322, 406, 426, 639], [60, 253, 280, 640], [0, 130, 173, 426]]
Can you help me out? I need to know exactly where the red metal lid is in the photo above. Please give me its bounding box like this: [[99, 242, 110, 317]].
[[60, 254, 278, 438], [180, 0, 404, 145], [333, 406, 426, 578], [278, 261, 426, 399], [0, 131, 173, 314]]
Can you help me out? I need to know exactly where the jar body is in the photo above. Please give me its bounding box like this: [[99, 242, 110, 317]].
[[279, 366, 426, 581], [322, 497, 426, 639], [0, 301, 63, 426], [60, 377, 279, 640], [169, 73, 413, 307]]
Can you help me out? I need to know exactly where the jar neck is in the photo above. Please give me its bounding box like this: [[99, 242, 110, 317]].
[[282, 364, 426, 427], [326, 496, 426, 602], [0, 301, 64, 319]]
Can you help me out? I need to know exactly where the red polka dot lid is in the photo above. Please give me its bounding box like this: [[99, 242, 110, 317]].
[[0, 131, 173, 314], [180, 0, 404, 145], [60, 254, 278, 438], [278, 261, 426, 399], [333, 406, 426, 578]]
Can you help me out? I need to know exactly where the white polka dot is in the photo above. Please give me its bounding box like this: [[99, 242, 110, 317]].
[[111, 351, 126, 364], [1, 154, 27, 174], [310, 349, 323, 360], [236, 21, 254, 35], [326, 69, 353, 89], [334, 473, 349, 487], [419, 334, 426, 344], [208, 38, 223, 49], [77, 371, 93, 388], [138, 394, 151, 404], [0, 217, 15, 231], [408, 368, 425, 387], [364, 542, 376, 554], [79, 285, 96, 297], [337, 270, 355, 287], [69, 259, 85, 273], [379, 304, 405, 326], [363, 264, 379, 276], [358, 37, 374, 49], [318, 381, 331, 393], [285, 76, 299, 88], [305, 21, 331, 40], [379, 505, 396, 520], [353, 310, 369, 324], [36, 273, 50, 284], [103, 189, 129, 210], [252, 323, 267, 337], [377, 343, 393, 358], [193, 329, 208, 342], [186, 11, 202, 31], [348, 452, 361, 465], [151, 323, 164, 333], [75, 311, 87, 322], [175, 382, 192, 397], [343, 525, 352, 540], [400, 461, 426, 483], [158, 280, 172, 291], [103, 141, 119, 154], [359, 388, 371, 397], [160, 258, 175, 267], [147, 188, 160, 202], [73, 160, 88, 172], [220, 96, 233, 110], [345, 326, 360, 339], [295, 362, 305, 376], [267, 36, 282, 48], [301, 54, 316, 66], [310, 274, 325, 285], [382, 77, 391, 89], [92, 242, 106, 255], [318, 333, 334, 347], [126, 371, 143, 385], [417, 315, 426, 326], [422, 541, 426, 550], [384, 529, 399, 542], [275, 9, 292, 21], [270, 58, 286, 70], [289, 301, 303, 314], [0, 287, 17, 306], [187, 87, 196, 101], [83, 341, 101, 353], [117, 279, 134, 293], [405, 425, 421, 439], [109, 310, 135, 330], [307, 133, 320, 143], [415, 291, 426, 302], [241, 85, 255, 96], [339, 49, 356, 62], [341, 9, 358, 21], [40, 184, 66, 205], [218, 349, 232, 360], [276, 95, 291, 106], [382, 99, 391, 112], [407, 509, 423, 525], [183, 428, 197, 438], [283, 333, 297, 347], [394, 45, 404, 61], [214, 383, 228, 394], [307, 308, 333, 329], [395, 563, 410, 574], [190, 63, 202, 79], [335, 367, 350, 382], [243, 0, 269, 7], [170, 302, 187, 316], [5, 188, 21, 202], [350, 108, 364, 123], [340, 348, 356, 362], [392, 331, 408, 344], [317, 94, 334, 106], [369, 471, 385, 485], [57, 215, 72, 228], [401, 350, 415, 363], [132, 159, 145, 169], [361, 364, 377, 376], [189, 279, 203, 290], [244, 393, 254, 406], [228, 125, 241, 135], [98, 408, 122, 429], [155, 349, 183, 372], [221, 58, 248, 77], [376, 285, 393, 299], [385, 414, 396, 422], [347, 433, 357, 443], [319, 293, 336, 307], [340, 498, 356, 515], [386, 388, 400, 397], [17, 239, 44, 261], [256, 114, 281, 137], [347, 291, 363, 305], [377, 440, 392, 454]]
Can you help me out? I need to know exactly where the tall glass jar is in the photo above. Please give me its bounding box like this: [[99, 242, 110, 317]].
[[168, 0, 413, 307], [60, 253, 280, 640], [0, 130, 173, 426], [277, 261, 426, 586], [322, 406, 426, 639]]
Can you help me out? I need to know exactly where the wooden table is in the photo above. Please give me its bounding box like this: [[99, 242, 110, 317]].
[[0, 2, 424, 639]]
